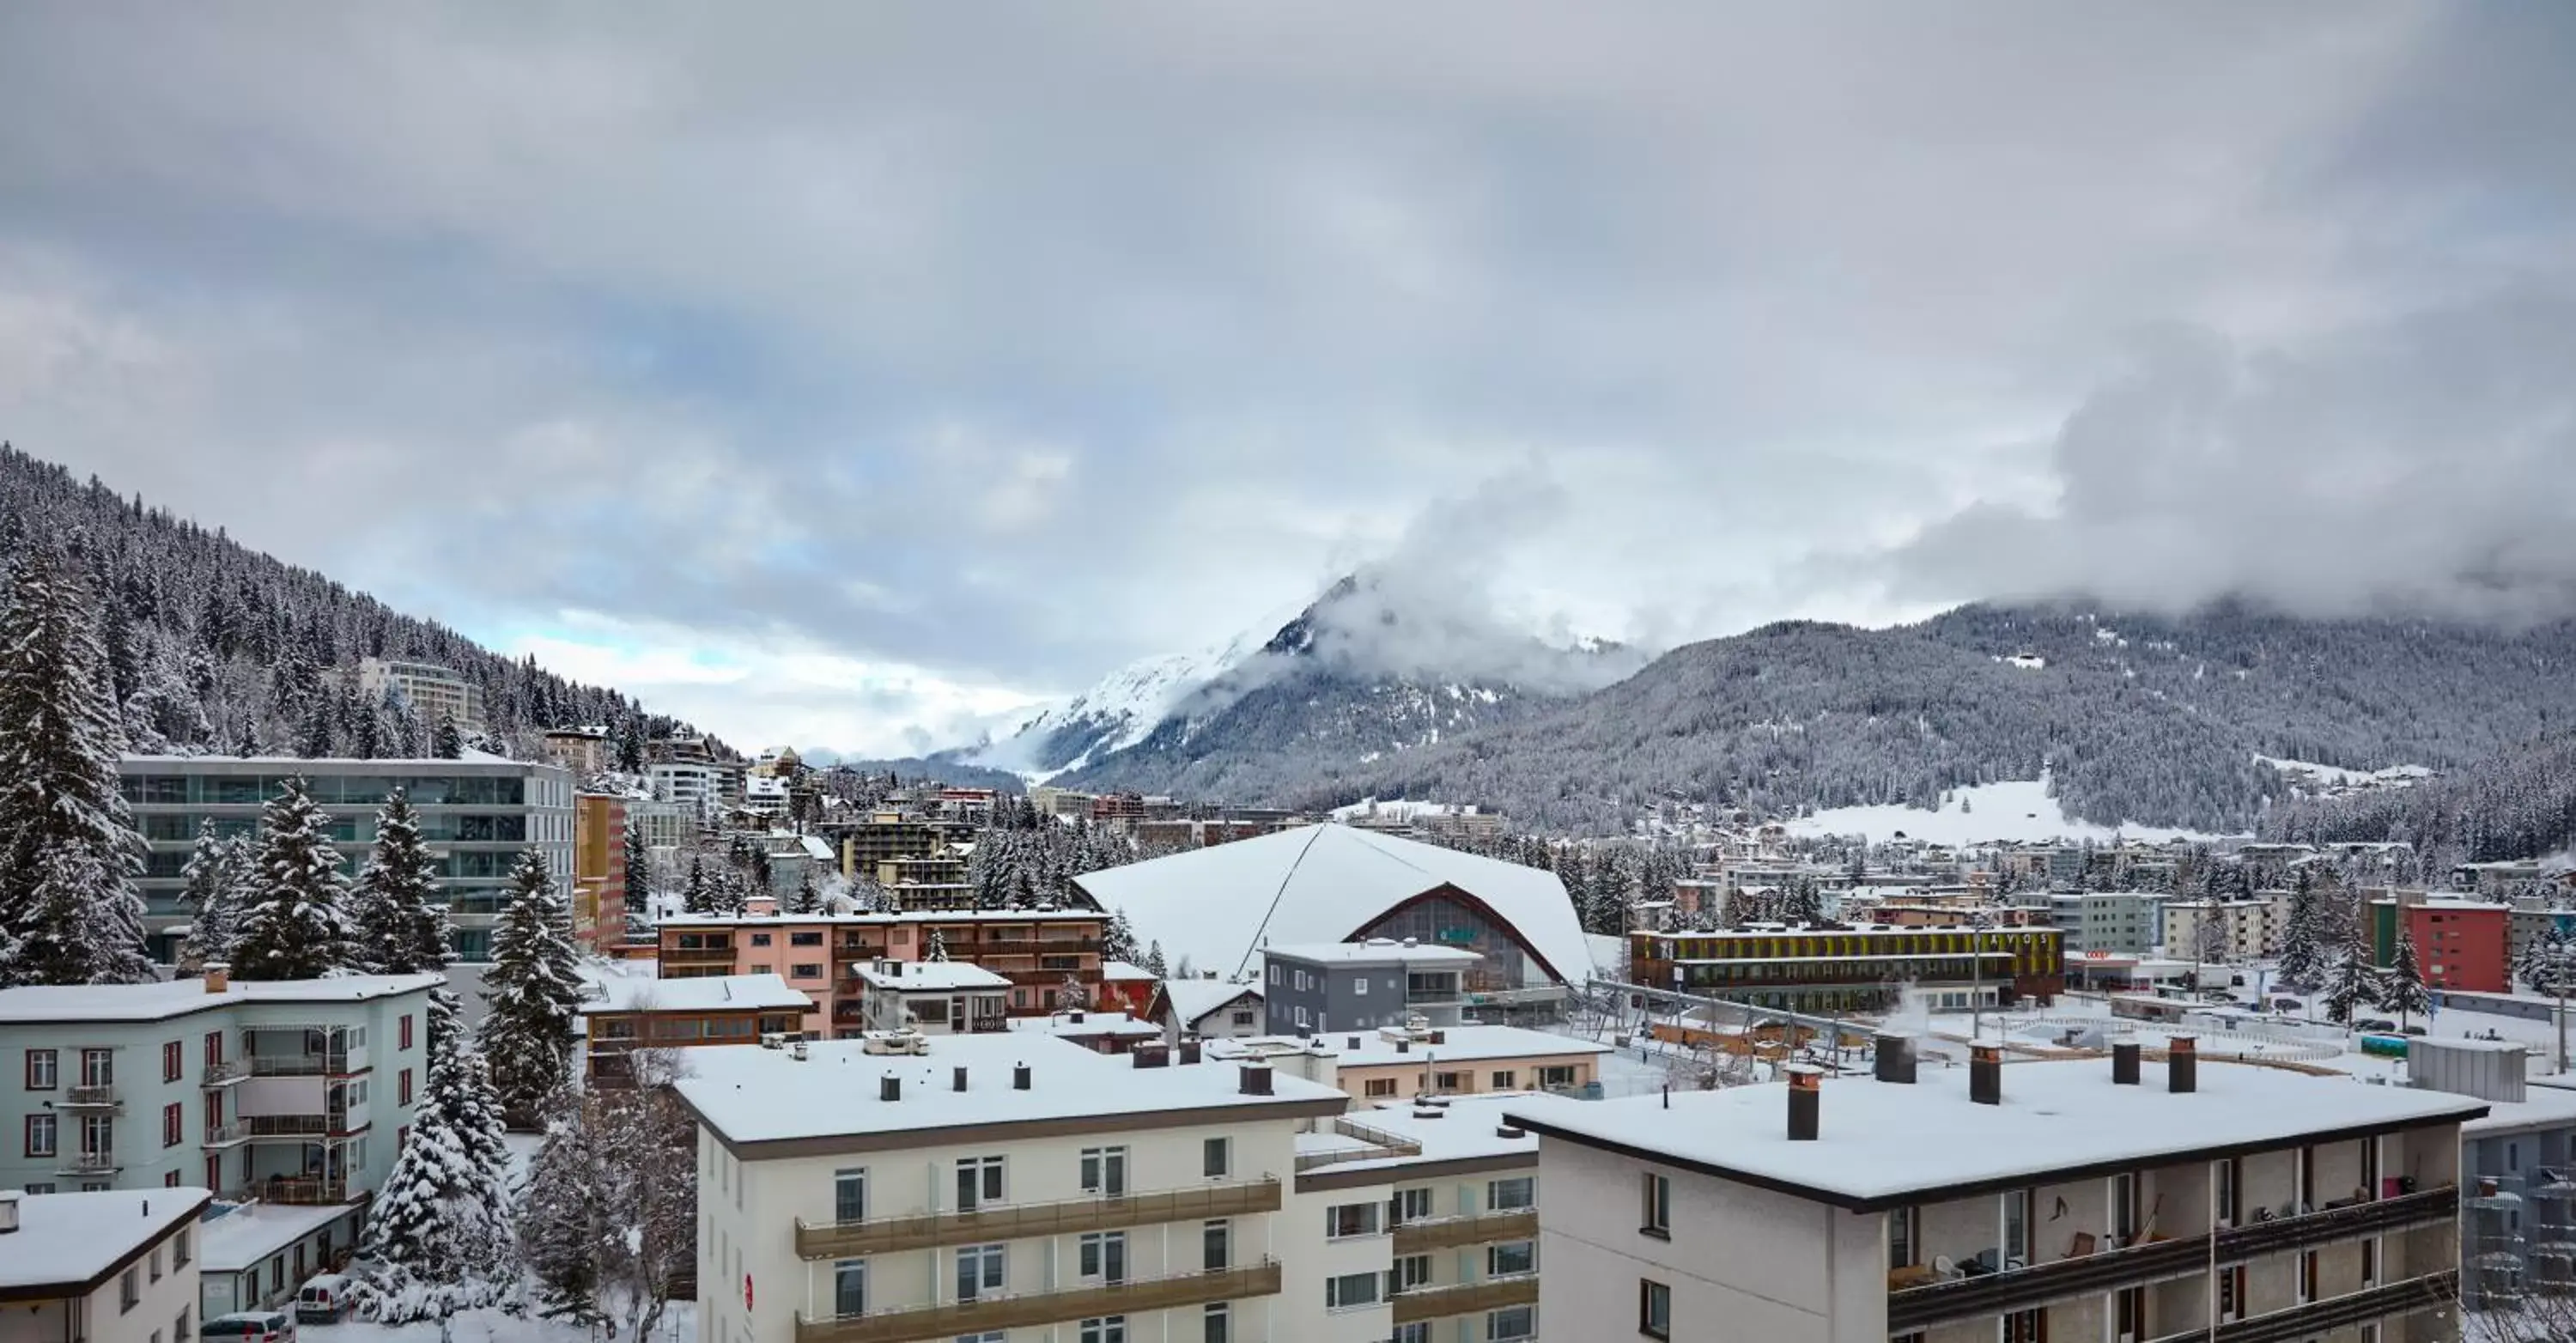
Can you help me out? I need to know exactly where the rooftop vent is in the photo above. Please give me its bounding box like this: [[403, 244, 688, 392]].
[[1347, 1036, 1363, 1050], [1178, 1042, 1204, 1066], [952, 1066, 969, 1092], [2169, 1035, 2197, 1094], [1013, 1062, 1031, 1091], [2111, 1037, 2141, 1086], [1413, 1104, 1443, 1120], [1238, 1062, 1273, 1097], [1787, 1064, 1821, 1141], [1133, 1046, 1170, 1069], [1873, 1033, 1916, 1085], [1970, 1043, 2002, 1106], [1496, 1123, 1526, 1139], [790, 1038, 809, 1062], [880, 1073, 901, 1103]]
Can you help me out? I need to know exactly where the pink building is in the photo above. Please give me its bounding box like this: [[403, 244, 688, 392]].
[[655, 910, 1109, 1039]]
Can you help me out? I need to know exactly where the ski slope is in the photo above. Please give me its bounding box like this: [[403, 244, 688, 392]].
[[1786, 777, 2225, 846]]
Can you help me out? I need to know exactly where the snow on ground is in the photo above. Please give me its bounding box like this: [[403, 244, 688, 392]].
[[309, 1304, 695, 1343], [1786, 776, 2226, 846], [2253, 754, 2432, 789]]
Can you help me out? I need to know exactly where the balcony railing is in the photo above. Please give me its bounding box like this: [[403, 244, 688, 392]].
[[1295, 1116, 1425, 1173], [1390, 1273, 1540, 1324], [659, 945, 738, 965], [201, 1060, 249, 1087], [247, 1053, 358, 1077], [2142, 1268, 2457, 1343], [56, 1150, 118, 1176], [245, 1113, 361, 1139], [795, 1178, 1283, 1260], [793, 1259, 1282, 1343], [1394, 1208, 1539, 1255], [960, 938, 1102, 957], [1887, 1186, 2458, 1333], [202, 1121, 251, 1149], [59, 1084, 121, 1109], [222, 1176, 355, 1206]]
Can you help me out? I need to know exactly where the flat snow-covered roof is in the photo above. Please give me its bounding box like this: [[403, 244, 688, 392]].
[[581, 973, 816, 1015], [1071, 823, 1589, 985], [1315, 1095, 1542, 1174], [1010, 1011, 1162, 1039], [674, 1033, 1345, 1146], [1218, 1025, 1609, 1069], [0, 1188, 212, 1291], [1263, 939, 1480, 966], [0, 974, 444, 1025], [197, 1201, 360, 1273], [1506, 1057, 2486, 1211], [2463, 1085, 2576, 1137], [855, 963, 1011, 991], [656, 910, 1100, 927]]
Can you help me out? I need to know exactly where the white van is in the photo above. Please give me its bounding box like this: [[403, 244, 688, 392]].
[[294, 1274, 349, 1324]]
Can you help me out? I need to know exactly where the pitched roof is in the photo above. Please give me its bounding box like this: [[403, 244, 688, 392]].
[[1162, 978, 1263, 1027], [1072, 823, 1588, 984]]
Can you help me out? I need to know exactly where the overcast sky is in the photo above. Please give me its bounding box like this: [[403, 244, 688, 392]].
[[3, 4, 2570, 754]]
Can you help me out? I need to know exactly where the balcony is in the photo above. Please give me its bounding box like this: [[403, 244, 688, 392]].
[[246, 1113, 362, 1139], [201, 1060, 249, 1088], [660, 945, 738, 967], [1394, 1208, 1539, 1255], [2142, 1268, 2458, 1343], [222, 1176, 355, 1206], [793, 1260, 1282, 1343], [1296, 1116, 1424, 1173], [795, 1178, 1283, 1260], [56, 1150, 119, 1176], [1389, 1273, 1540, 1324], [58, 1084, 121, 1109], [203, 1121, 251, 1150], [960, 938, 1102, 957], [247, 1053, 360, 1077], [1888, 1187, 2459, 1332]]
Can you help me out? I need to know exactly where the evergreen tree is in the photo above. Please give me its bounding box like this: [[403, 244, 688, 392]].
[[682, 853, 712, 915], [477, 848, 584, 1125], [348, 991, 513, 1322], [2274, 878, 2330, 990], [1101, 909, 1141, 964], [925, 927, 951, 963], [176, 821, 247, 969], [518, 1088, 609, 1321], [1143, 939, 1168, 978], [431, 713, 463, 759], [622, 819, 650, 922], [2376, 926, 2433, 1029], [2320, 924, 2379, 1026], [228, 776, 357, 981], [0, 547, 153, 987], [613, 716, 646, 775], [787, 870, 823, 915], [2523, 925, 2576, 999], [349, 789, 453, 975]]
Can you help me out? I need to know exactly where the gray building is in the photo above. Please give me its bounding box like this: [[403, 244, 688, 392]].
[[1260, 939, 1478, 1035], [119, 755, 575, 963], [2041, 891, 2165, 957], [0, 972, 436, 1205], [2412, 1037, 2576, 1310]]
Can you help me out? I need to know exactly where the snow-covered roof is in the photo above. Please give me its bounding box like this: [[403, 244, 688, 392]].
[[581, 973, 816, 1016], [0, 1188, 212, 1291], [1011, 1011, 1163, 1040], [854, 963, 1011, 992], [1101, 960, 1157, 981], [1163, 979, 1262, 1026], [2462, 1085, 2576, 1138], [1217, 1024, 1609, 1069], [1262, 939, 1480, 967], [0, 974, 445, 1024], [1506, 1057, 2487, 1211], [673, 1033, 1345, 1146], [1072, 823, 1589, 984], [656, 910, 1100, 927], [197, 1200, 359, 1273], [1309, 1094, 1544, 1175]]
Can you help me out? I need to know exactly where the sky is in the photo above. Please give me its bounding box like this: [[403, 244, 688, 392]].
[[2, 4, 2571, 756]]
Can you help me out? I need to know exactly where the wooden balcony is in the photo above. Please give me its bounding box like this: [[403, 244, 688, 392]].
[[1394, 1208, 1539, 1255], [659, 945, 738, 967], [796, 1178, 1282, 1260], [222, 1176, 355, 1206], [793, 1260, 1281, 1343], [1390, 1273, 1540, 1324]]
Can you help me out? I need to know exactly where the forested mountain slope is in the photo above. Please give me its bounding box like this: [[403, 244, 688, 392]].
[[2267, 731, 2576, 872], [0, 443, 696, 758]]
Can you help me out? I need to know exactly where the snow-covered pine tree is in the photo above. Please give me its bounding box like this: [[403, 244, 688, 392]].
[[349, 789, 453, 976], [518, 1088, 610, 1321], [2376, 926, 2433, 1029], [1102, 909, 1141, 964], [683, 853, 712, 915], [925, 927, 951, 963], [431, 713, 463, 759], [708, 860, 750, 916], [1143, 939, 1168, 978], [614, 716, 646, 775], [0, 547, 154, 987], [347, 989, 513, 1322], [623, 818, 650, 919], [787, 870, 822, 915], [2275, 877, 2328, 990], [2524, 926, 2576, 999], [228, 776, 358, 981], [477, 848, 584, 1125], [176, 820, 248, 970], [2320, 925, 2379, 1026]]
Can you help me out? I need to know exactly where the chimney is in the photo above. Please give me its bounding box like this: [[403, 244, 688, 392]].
[[0, 1189, 18, 1234], [880, 1073, 901, 1103], [790, 1038, 809, 1061], [1872, 1033, 1916, 1084], [1013, 1062, 1031, 1091], [2168, 1036, 2197, 1094], [952, 1066, 969, 1092], [1969, 1044, 2002, 1106], [1178, 1041, 1204, 1065], [1069, 1009, 1085, 1024], [204, 963, 231, 994], [1347, 1036, 1362, 1050], [1396, 1039, 1410, 1054], [1429, 1030, 1446, 1045], [1133, 1045, 1170, 1069], [2111, 1036, 2141, 1085], [1787, 1065, 1821, 1140], [1238, 1061, 1273, 1096]]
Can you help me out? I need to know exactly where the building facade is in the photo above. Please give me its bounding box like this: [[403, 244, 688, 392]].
[[1261, 941, 1479, 1033], [579, 973, 817, 1085], [0, 1187, 210, 1343], [2038, 892, 2163, 957], [119, 756, 575, 963], [855, 963, 1012, 1036], [355, 657, 486, 734], [2370, 897, 2512, 995], [572, 793, 633, 954], [1629, 926, 2065, 1013], [2162, 897, 2288, 963], [656, 911, 1109, 1038]]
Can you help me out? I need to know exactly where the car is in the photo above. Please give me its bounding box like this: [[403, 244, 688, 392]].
[[2355, 1018, 2398, 1034], [295, 1274, 349, 1323], [203, 1311, 295, 1343]]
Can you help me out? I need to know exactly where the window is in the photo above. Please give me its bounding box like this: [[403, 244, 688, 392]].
[[2215, 1158, 2241, 1224], [829, 1259, 866, 1319], [1078, 1231, 1127, 1284], [1353, 976, 1368, 995], [2300, 1249, 2319, 1303], [2005, 1308, 2047, 1343], [1202, 1137, 1230, 1178], [1202, 1303, 1230, 1343], [163, 1041, 183, 1082], [25, 1114, 56, 1158], [173, 1227, 191, 1269], [1394, 1254, 1431, 1292], [1268, 964, 1279, 986], [177, 1308, 191, 1343], [1888, 1204, 1918, 1267], [1390, 1188, 1433, 1225], [1326, 1202, 1382, 1239], [2217, 1263, 2246, 1322], [2003, 1188, 2031, 1260], [26, 1048, 57, 1090], [121, 1267, 141, 1312], [1487, 1241, 1535, 1276], [1080, 1146, 1128, 1197], [793, 963, 823, 980], [1488, 1306, 1536, 1340], [1203, 1219, 1230, 1273], [399, 1015, 414, 1050], [1639, 1279, 1671, 1340], [399, 1069, 414, 1106], [2362, 1238, 2378, 1285], [21, 1182, 52, 1195], [1394, 1327, 1431, 1343], [1539, 1064, 1578, 1088], [202, 1033, 222, 1069], [791, 931, 824, 946], [1230, 1011, 1255, 1028], [2116, 1285, 2145, 1340], [1433, 1069, 1468, 1093], [162, 1103, 183, 1147], [1364, 1078, 1399, 1099], [1489, 1176, 1534, 1212], [1078, 1320, 1126, 1343], [750, 933, 773, 946], [1325, 1271, 1382, 1310], [1492, 1070, 1516, 1090], [835, 1168, 867, 1224], [956, 1243, 1005, 1302]]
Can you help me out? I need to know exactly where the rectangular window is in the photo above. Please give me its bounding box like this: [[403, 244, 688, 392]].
[[1364, 1078, 1399, 1098], [1393, 1254, 1431, 1292], [1078, 1319, 1127, 1343], [163, 1103, 183, 1148], [1353, 977, 1368, 995], [955, 1243, 1005, 1302], [832, 1260, 866, 1319], [2361, 1238, 2378, 1285], [1202, 1219, 1230, 1273], [1490, 1176, 1535, 1212], [790, 931, 823, 946], [173, 1227, 191, 1269], [1433, 1069, 1468, 1092], [1202, 1137, 1230, 1178], [122, 1267, 140, 1311], [2004, 1308, 2047, 1343], [2116, 1285, 2145, 1340], [750, 932, 772, 946], [835, 1168, 866, 1224], [1202, 1303, 1230, 1343], [1325, 1271, 1382, 1310], [1080, 1146, 1128, 1197], [202, 1033, 222, 1069], [399, 1015, 414, 1050], [2216, 1158, 2241, 1223], [399, 1069, 414, 1106], [792, 963, 823, 980], [2300, 1249, 2319, 1303], [26, 1048, 57, 1090], [1394, 1327, 1431, 1343], [1640, 1172, 1671, 1236], [1889, 1204, 1918, 1267], [1326, 1202, 1382, 1239], [2218, 1263, 2246, 1321], [1639, 1279, 1672, 1340], [1487, 1241, 1535, 1276], [163, 1041, 183, 1083], [26, 1114, 56, 1158], [1078, 1231, 1127, 1285], [1488, 1306, 1536, 1341], [2003, 1188, 2030, 1260], [177, 1309, 191, 1343], [1492, 1069, 1516, 1090], [1539, 1065, 1577, 1088], [1390, 1188, 1432, 1225]]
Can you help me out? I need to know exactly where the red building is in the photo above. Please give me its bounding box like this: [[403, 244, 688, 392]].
[[2381, 897, 2510, 994]]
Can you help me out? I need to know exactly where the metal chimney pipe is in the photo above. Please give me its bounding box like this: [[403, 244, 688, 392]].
[[952, 1066, 969, 1092], [1969, 1043, 2002, 1106], [1787, 1065, 1821, 1140], [2111, 1038, 2141, 1085], [1012, 1062, 1031, 1091], [881, 1073, 901, 1103], [1873, 1033, 1917, 1084], [2168, 1036, 2197, 1094]]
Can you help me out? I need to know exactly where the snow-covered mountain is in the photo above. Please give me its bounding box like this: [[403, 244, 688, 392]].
[[958, 627, 1273, 781]]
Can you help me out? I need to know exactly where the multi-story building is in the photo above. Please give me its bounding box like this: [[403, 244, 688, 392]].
[[0, 1186, 210, 1343], [0, 972, 435, 1208], [854, 962, 1012, 1036], [656, 911, 1109, 1037], [572, 793, 632, 954], [2162, 897, 2288, 964], [2037, 892, 2164, 957], [651, 761, 740, 817], [829, 815, 945, 875], [1629, 926, 2065, 1014], [1261, 940, 1480, 1032], [2370, 896, 2512, 994], [627, 798, 704, 853], [1216, 1026, 1610, 1104], [1510, 1036, 2481, 1343], [2403, 1037, 2576, 1310], [118, 756, 574, 963], [540, 726, 613, 775], [675, 1031, 1347, 1343], [355, 657, 486, 734], [578, 973, 817, 1085]]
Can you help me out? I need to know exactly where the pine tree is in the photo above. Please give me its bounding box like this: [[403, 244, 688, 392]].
[[176, 821, 247, 969], [2275, 876, 2329, 991], [2523, 925, 2576, 998], [2320, 924, 2379, 1027], [349, 789, 452, 975], [1143, 939, 1169, 978], [0, 547, 153, 987], [622, 819, 650, 924], [431, 713, 463, 759], [613, 716, 646, 775], [228, 776, 357, 981], [1101, 909, 1141, 964], [925, 927, 951, 963], [683, 853, 712, 915], [787, 870, 822, 915], [519, 1087, 611, 1321], [2376, 926, 2433, 1029], [477, 848, 584, 1125], [348, 991, 512, 1322]]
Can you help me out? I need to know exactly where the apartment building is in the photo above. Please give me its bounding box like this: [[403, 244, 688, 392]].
[[652, 760, 744, 817], [2397, 1036, 2576, 1310], [2369, 897, 2512, 994], [118, 756, 575, 963], [1261, 941, 1479, 1032], [2164, 897, 2289, 963], [1509, 1036, 2480, 1343], [2035, 892, 2165, 957], [1629, 926, 2065, 1014], [355, 657, 486, 734], [541, 726, 613, 775], [675, 1031, 1348, 1343], [0, 1187, 210, 1343], [578, 973, 817, 1085], [829, 816, 947, 874], [1215, 1026, 1609, 1105], [573, 793, 633, 954], [656, 911, 1109, 1037], [854, 963, 1011, 1036], [0, 972, 435, 1203]]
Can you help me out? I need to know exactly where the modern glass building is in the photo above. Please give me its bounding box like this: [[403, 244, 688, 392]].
[[118, 756, 576, 962]]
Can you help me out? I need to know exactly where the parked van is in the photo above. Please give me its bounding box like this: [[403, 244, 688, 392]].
[[295, 1274, 349, 1323], [203, 1311, 295, 1343]]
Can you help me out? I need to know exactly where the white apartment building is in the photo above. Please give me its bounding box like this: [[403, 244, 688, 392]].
[[1509, 1037, 2478, 1343], [0, 1186, 210, 1343], [653, 761, 744, 817], [677, 1032, 1348, 1343], [2165, 896, 2290, 963], [855, 963, 1012, 1036], [355, 657, 487, 734]]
